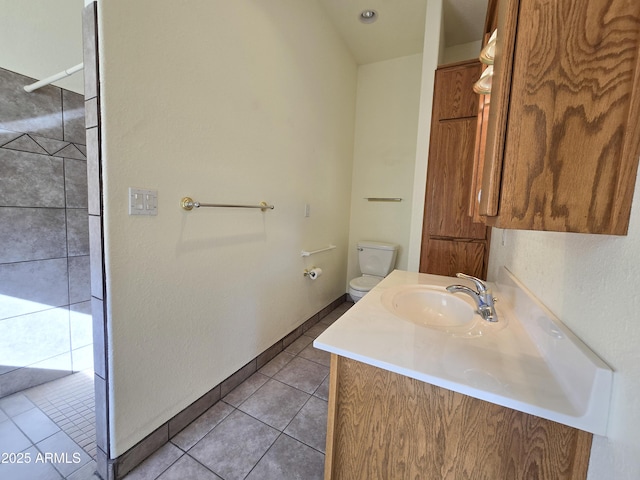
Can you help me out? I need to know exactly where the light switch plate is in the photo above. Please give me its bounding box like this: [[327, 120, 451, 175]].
[[129, 188, 157, 216]]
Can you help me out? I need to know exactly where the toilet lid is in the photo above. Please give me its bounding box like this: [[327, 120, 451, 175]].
[[349, 276, 382, 292]]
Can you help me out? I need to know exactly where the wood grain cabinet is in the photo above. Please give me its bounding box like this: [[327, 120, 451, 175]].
[[324, 355, 593, 480], [479, 0, 640, 235], [420, 61, 490, 279]]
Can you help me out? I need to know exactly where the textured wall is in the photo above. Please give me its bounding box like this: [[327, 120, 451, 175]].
[[0, 67, 90, 397], [487, 179, 640, 479], [97, 0, 357, 456]]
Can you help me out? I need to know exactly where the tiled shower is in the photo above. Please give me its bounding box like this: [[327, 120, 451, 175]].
[[0, 67, 92, 398]]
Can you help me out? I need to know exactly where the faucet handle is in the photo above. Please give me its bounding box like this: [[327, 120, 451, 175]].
[[455, 273, 489, 293]]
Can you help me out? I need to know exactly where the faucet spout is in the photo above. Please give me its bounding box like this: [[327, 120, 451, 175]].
[[446, 273, 498, 322]]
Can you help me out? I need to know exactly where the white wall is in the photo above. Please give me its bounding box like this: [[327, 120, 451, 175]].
[[97, 0, 357, 455], [0, 0, 84, 93], [488, 172, 640, 479], [346, 54, 423, 284], [442, 40, 482, 65], [408, 0, 444, 270]]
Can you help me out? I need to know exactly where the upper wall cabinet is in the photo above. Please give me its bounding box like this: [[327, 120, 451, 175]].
[[478, 0, 640, 235]]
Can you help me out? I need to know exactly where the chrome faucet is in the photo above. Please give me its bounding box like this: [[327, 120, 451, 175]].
[[446, 273, 498, 322]]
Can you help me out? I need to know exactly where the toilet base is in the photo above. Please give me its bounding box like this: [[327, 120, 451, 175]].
[[348, 288, 367, 303]]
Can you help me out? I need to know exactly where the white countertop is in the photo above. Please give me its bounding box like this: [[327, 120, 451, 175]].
[[314, 268, 613, 436]]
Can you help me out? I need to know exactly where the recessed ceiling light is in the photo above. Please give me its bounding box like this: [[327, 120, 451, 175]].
[[359, 9, 378, 24]]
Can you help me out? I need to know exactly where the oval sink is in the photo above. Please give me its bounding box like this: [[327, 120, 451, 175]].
[[381, 285, 475, 329], [381, 284, 507, 337]]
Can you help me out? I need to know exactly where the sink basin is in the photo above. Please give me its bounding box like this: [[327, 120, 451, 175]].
[[381, 285, 475, 327], [380, 284, 506, 337]]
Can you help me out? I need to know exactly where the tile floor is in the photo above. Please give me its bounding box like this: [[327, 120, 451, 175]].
[[0, 369, 97, 480], [24, 370, 97, 459], [122, 302, 350, 480], [0, 302, 350, 480]]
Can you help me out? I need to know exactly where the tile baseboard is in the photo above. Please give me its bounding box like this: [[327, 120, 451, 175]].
[[108, 294, 347, 480]]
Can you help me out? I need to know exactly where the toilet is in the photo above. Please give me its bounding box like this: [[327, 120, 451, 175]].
[[348, 241, 399, 303]]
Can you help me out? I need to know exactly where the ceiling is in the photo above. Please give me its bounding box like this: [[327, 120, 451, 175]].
[[318, 0, 488, 64]]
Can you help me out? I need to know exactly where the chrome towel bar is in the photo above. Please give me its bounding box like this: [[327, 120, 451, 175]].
[[181, 197, 274, 212], [364, 197, 402, 202]]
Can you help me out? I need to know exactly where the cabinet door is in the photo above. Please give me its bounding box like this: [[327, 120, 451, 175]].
[[325, 355, 593, 480], [469, 86, 491, 222], [480, 0, 640, 235], [434, 64, 483, 120], [424, 239, 486, 279], [426, 118, 488, 239], [479, 0, 519, 218]]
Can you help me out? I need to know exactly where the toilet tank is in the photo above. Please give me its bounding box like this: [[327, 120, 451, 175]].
[[357, 241, 399, 277]]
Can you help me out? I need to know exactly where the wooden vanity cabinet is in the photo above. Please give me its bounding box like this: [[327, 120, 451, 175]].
[[478, 0, 640, 235], [324, 354, 593, 480]]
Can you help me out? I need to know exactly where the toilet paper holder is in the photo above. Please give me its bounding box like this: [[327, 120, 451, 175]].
[[304, 267, 323, 280]]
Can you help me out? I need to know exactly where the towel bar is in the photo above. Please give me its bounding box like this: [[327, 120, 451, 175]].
[[181, 197, 274, 212], [301, 245, 336, 257]]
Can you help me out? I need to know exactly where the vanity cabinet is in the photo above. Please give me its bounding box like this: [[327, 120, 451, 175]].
[[324, 354, 592, 480], [478, 0, 640, 234], [420, 61, 490, 279]]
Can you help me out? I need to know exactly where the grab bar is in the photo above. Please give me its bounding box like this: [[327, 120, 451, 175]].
[[364, 197, 402, 202], [301, 245, 336, 257], [181, 197, 274, 212]]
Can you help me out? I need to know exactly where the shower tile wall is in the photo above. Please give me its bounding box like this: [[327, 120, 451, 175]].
[[0, 67, 91, 398]]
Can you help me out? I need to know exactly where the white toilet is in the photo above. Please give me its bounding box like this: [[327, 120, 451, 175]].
[[349, 241, 399, 303]]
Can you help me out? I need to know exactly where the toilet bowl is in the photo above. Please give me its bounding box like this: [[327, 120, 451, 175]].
[[349, 241, 398, 303], [349, 275, 384, 303]]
